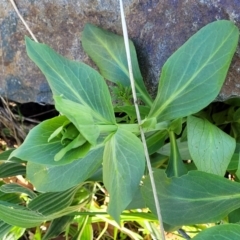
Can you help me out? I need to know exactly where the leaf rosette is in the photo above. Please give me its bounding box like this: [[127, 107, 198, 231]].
[[48, 121, 91, 162]]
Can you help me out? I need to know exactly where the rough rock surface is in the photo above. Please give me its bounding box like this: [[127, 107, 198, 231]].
[[0, 0, 240, 103]]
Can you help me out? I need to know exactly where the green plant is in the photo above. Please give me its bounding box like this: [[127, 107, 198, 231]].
[[0, 19, 240, 239]]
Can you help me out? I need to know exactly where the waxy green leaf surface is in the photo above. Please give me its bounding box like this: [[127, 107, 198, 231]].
[[0, 163, 25, 178], [0, 226, 25, 240], [228, 208, 240, 223], [142, 170, 240, 226], [81, 24, 152, 106], [0, 183, 37, 199], [103, 128, 145, 223], [188, 116, 236, 176], [28, 187, 78, 215], [25, 37, 115, 125], [54, 96, 100, 145], [0, 202, 85, 229], [148, 20, 239, 121], [27, 147, 103, 192], [42, 216, 74, 240], [0, 201, 47, 228], [192, 224, 240, 240], [0, 189, 87, 228], [10, 116, 89, 165], [0, 220, 13, 239]]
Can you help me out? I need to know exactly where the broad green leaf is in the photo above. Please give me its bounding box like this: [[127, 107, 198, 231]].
[[188, 116, 236, 176], [81, 23, 152, 106], [126, 187, 146, 210], [165, 131, 187, 177], [142, 169, 240, 226], [9, 116, 90, 166], [0, 149, 24, 163], [25, 36, 115, 124], [192, 224, 240, 240], [103, 128, 145, 223], [42, 216, 74, 240], [27, 147, 103, 192], [28, 187, 78, 215], [0, 221, 13, 239], [0, 187, 22, 205], [148, 20, 239, 121], [1, 226, 25, 240], [0, 149, 15, 160], [0, 163, 25, 178], [0, 201, 46, 228], [54, 96, 100, 145], [0, 200, 87, 228], [228, 208, 240, 223], [0, 183, 37, 199]]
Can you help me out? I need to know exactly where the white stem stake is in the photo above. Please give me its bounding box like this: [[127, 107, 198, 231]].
[[9, 0, 38, 42], [119, 1, 165, 239]]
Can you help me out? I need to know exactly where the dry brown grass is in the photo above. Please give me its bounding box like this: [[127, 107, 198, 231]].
[[0, 97, 27, 147]]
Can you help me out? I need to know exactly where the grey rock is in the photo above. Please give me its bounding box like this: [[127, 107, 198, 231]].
[[0, 0, 240, 104]]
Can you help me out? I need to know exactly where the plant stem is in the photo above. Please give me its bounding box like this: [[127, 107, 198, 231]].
[[98, 124, 140, 133], [91, 213, 140, 240], [118, 124, 139, 133], [98, 125, 118, 133], [96, 222, 109, 240], [119, 1, 165, 239]]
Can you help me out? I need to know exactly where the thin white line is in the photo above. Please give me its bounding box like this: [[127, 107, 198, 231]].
[[119, 1, 166, 239], [8, 0, 38, 42]]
